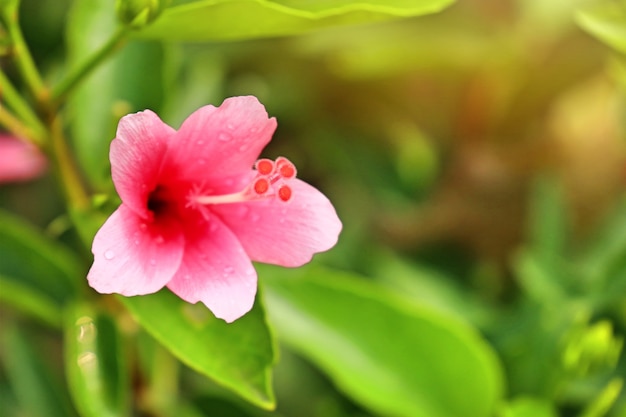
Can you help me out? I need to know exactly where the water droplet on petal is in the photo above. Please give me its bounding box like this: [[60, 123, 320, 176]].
[[218, 132, 232, 142], [155, 236, 164, 244], [140, 223, 147, 230], [104, 250, 115, 260]]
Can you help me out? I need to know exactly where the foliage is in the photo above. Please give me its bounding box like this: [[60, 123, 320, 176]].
[[1, 0, 625, 416]]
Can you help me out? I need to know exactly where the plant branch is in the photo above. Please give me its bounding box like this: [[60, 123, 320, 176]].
[[0, 69, 46, 143], [0, 105, 42, 143], [48, 115, 90, 211], [51, 25, 130, 106], [1, 0, 47, 103]]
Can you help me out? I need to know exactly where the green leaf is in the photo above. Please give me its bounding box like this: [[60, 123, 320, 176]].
[[1, 324, 78, 417], [261, 265, 504, 417], [64, 303, 131, 417], [0, 274, 62, 328], [0, 209, 82, 305], [499, 397, 558, 417], [579, 200, 626, 307], [528, 177, 568, 272], [579, 378, 623, 417], [576, 1, 626, 54], [136, 0, 456, 42], [66, 0, 166, 188], [513, 250, 565, 302], [121, 289, 276, 409]]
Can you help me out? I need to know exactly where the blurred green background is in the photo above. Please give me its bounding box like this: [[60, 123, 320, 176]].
[[1, 0, 625, 416]]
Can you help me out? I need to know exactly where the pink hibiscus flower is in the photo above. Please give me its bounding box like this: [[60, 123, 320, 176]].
[[0, 133, 47, 183], [88, 96, 342, 322]]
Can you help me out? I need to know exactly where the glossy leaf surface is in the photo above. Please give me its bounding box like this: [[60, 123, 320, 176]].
[[137, 0, 456, 41], [262, 265, 504, 417]]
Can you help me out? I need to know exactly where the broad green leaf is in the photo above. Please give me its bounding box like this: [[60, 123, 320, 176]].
[[66, 0, 166, 188], [370, 250, 490, 326], [64, 303, 131, 417], [137, 0, 456, 42], [0, 209, 82, 304], [499, 397, 558, 417], [261, 265, 504, 417], [576, 1, 626, 54], [1, 324, 78, 417], [121, 289, 276, 409]]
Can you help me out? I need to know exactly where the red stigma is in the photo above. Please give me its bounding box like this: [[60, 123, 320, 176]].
[[278, 185, 292, 202], [256, 159, 274, 175], [254, 178, 270, 195], [276, 157, 297, 179]]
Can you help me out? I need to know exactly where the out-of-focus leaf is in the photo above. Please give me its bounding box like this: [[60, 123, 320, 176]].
[[66, 0, 166, 188], [528, 177, 567, 273], [137, 0, 456, 42], [579, 378, 623, 417], [0, 209, 82, 304], [499, 397, 558, 417], [576, 1, 626, 54], [1, 324, 78, 417], [0, 274, 62, 328], [121, 289, 276, 410], [64, 303, 130, 417], [579, 200, 626, 307], [261, 264, 504, 417], [370, 250, 490, 326], [160, 46, 226, 128], [513, 250, 565, 302]]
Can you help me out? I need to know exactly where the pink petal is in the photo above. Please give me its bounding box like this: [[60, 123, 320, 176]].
[[167, 214, 257, 323], [213, 180, 342, 267], [88, 204, 185, 296], [162, 96, 277, 184], [0, 134, 46, 183], [111, 110, 175, 218]]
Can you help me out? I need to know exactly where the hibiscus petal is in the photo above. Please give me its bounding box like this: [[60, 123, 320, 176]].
[[88, 205, 185, 296], [163, 96, 277, 184], [167, 215, 257, 323], [111, 110, 175, 218], [213, 180, 342, 267]]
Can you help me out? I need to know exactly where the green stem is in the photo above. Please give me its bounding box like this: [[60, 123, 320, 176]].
[[0, 69, 46, 144], [2, 0, 47, 103], [49, 115, 90, 211], [0, 105, 42, 143], [51, 25, 130, 106]]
